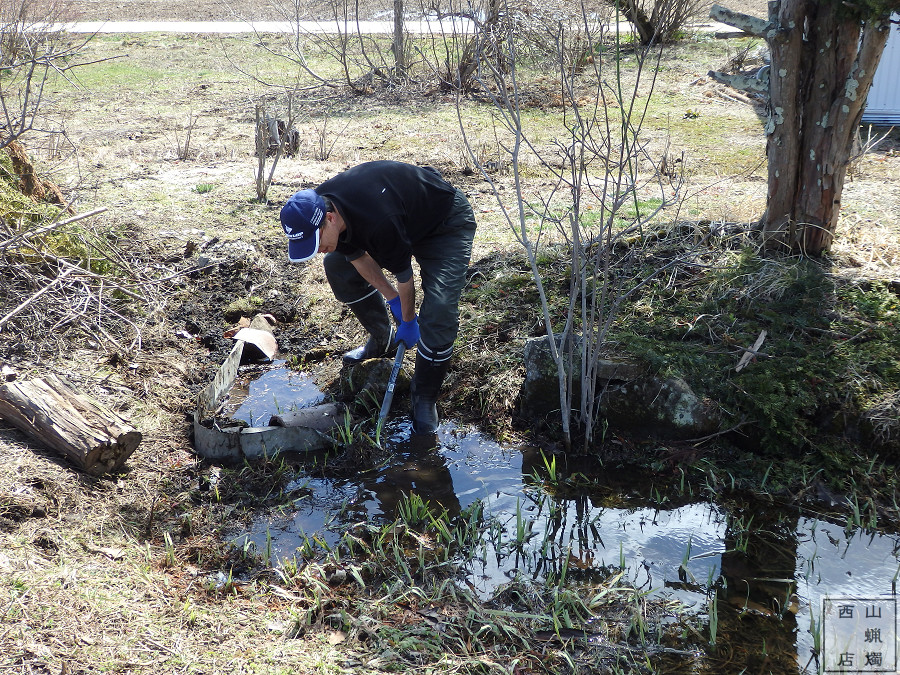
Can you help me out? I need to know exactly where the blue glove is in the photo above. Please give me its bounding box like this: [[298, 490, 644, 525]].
[[395, 317, 419, 348], [387, 296, 402, 322]]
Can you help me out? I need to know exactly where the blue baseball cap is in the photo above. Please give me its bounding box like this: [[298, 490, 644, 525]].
[[281, 189, 327, 263]]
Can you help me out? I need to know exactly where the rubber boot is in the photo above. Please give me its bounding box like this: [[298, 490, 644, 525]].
[[342, 293, 397, 365], [410, 351, 451, 435]]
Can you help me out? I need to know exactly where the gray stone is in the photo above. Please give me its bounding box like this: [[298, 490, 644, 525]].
[[340, 357, 410, 414], [594, 359, 646, 381], [520, 335, 579, 421], [519, 334, 720, 440], [602, 376, 720, 440], [520, 335, 644, 420]]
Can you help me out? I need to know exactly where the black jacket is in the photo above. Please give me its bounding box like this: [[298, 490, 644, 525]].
[[317, 160, 457, 280]]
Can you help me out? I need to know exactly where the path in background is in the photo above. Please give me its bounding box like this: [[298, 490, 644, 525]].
[[59, 19, 472, 34], [70, 0, 770, 23], [59, 18, 736, 34]]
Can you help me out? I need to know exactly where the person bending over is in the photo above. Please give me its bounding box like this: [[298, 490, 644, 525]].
[[280, 160, 477, 436]]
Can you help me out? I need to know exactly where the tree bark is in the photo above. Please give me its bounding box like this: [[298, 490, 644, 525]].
[[393, 0, 405, 75], [709, 4, 772, 37], [618, 0, 656, 44], [761, 0, 808, 249], [762, 0, 891, 254], [0, 374, 142, 475], [708, 69, 769, 93]]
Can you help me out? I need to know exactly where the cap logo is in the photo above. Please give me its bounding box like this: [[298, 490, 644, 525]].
[[285, 206, 324, 239]]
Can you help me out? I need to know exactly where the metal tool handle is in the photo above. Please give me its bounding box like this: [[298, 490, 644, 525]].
[[376, 343, 406, 440]]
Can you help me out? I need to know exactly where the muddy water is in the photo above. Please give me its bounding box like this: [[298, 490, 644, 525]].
[[230, 366, 900, 673], [223, 360, 324, 426]]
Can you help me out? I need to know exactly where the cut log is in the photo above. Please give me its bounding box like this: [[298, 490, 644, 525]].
[[0, 373, 141, 475]]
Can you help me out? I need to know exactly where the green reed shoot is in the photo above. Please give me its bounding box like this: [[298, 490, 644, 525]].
[[541, 451, 558, 484], [513, 498, 533, 548], [708, 590, 718, 647], [264, 526, 273, 566], [164, 531, 176, 567]]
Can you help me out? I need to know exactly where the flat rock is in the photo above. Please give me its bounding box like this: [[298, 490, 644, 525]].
[[519, 334, 720, 440]]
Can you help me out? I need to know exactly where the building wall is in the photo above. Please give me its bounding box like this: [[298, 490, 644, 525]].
[[862, 19, 900, 125]]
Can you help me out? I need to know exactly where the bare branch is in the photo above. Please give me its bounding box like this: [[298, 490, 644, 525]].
[[0, 208, 107, 252], [0, 267, 73, 331], [709, 3, 775, 38], [708, 67, 770, 93], [458, 0, 702, 448], [0, 0, 93, 150]]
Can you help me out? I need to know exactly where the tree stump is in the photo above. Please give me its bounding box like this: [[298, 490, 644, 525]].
[[254, 114, 299, 158], [0, 373, 142, 475]]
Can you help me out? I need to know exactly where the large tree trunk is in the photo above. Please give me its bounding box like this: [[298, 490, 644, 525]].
[[763, 0, 891, 254]]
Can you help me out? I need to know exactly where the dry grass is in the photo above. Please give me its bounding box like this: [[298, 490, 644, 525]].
[[0, 411, 347, 673], [832, 208, 900, 279]]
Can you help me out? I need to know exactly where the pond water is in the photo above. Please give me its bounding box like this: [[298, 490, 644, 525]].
[[229, 366, 900, 674]]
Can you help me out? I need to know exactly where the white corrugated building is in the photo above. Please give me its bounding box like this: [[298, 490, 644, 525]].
[[862, 21, 900, 125]]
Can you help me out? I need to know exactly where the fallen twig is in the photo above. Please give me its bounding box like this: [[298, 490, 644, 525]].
[[735, 329, 767, 372], [686, 419, 751, 445], [0, 207, 107, 251], [43, 254, 148, 303], [0, 267, 73, 331]]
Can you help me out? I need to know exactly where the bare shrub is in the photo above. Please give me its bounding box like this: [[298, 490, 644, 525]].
[[419, 0, 611, 91], [612, 0, 707, 44], [239, 0, 416, 93], [0, 0, 91, 150], [173, 113, 200, 161], [238, 0, 614, 95], [253, 95, 302, 202], [459, 3, 694, 449]]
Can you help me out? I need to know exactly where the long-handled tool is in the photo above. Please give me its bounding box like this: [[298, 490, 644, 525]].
[[375, 343, 406, 446]]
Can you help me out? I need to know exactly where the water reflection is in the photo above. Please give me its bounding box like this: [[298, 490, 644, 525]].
[[235, 420, 900, 674], [714, 509, 802, 673], [364, 437, 462, 517]]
